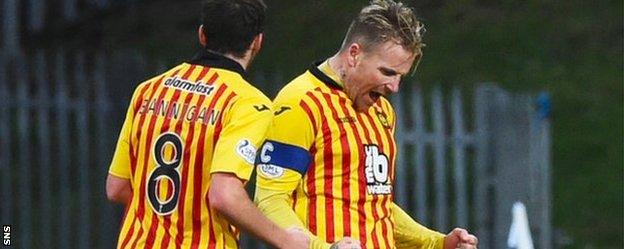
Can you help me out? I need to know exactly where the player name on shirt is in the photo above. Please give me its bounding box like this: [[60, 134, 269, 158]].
[[138, 97, 221, 125]]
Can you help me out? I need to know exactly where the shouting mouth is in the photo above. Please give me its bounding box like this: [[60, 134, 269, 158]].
[[369, 91, 382, 103]]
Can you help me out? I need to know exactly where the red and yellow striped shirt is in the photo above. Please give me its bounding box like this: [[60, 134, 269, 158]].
[[109, 50, 273, 249], [256, 60, 444, 249], [255, 61, 401, 248]]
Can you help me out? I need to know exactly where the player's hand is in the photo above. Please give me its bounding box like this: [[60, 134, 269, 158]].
[[282, 227, 310, 249], [330, 237, 362, 249], [443, 228, 478, 249]]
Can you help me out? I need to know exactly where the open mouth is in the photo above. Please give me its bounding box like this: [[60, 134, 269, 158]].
[[369, 91, 382, 102]]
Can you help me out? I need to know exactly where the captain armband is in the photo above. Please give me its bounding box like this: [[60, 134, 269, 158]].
[[255, 140, 311, 178]]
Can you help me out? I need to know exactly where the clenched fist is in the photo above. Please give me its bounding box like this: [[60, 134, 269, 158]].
[[444, 228, 478, 249], [330, 237, 362, 249]]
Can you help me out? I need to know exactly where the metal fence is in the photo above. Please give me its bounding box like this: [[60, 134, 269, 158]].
[[0, 50, 551, 248], [0, 51, 122, 249], [391, 84, 552, 249]]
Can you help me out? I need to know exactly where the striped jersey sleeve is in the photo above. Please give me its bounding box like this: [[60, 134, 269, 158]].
[[108, 89, 136, 179], [255, 76, 316, 191], [211, 93, 273, 181]]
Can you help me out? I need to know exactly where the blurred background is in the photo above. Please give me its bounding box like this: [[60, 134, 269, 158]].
[[0, 0, 621, 248]]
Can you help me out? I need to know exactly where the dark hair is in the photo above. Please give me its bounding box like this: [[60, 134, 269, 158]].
[[201, 0, 266, 58]]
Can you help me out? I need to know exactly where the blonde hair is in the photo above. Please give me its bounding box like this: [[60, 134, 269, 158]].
[[341, 0, 425, 55]]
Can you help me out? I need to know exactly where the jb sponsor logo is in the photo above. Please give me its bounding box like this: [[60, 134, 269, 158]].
[[364, 145, 392, 195]]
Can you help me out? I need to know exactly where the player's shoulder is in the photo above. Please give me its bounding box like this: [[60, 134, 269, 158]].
[[213, 68, 269, 101], [141, 63, 187, 87], [216, 70, 272, 110], [131, 64, 187, 98], [274, 70, 322, 106]]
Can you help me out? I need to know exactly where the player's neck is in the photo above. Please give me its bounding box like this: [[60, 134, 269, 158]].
[[224, 53, 251, 71], [327, 54, 346, 82]]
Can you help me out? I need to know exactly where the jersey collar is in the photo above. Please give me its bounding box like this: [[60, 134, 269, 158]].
[[309, 60, 343, 90], [189, 49, 247, 77]]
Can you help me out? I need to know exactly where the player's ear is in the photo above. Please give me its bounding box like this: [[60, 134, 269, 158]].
[[347, 43, 362, 67], [250, 33, 263, 54], [198, 25, 207, 47]]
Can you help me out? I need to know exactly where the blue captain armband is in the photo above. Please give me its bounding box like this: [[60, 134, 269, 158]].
[[255, 140, 311, 176]]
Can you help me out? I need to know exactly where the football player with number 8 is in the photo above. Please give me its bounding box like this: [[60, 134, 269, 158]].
[[106, 1, 310, 248]]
